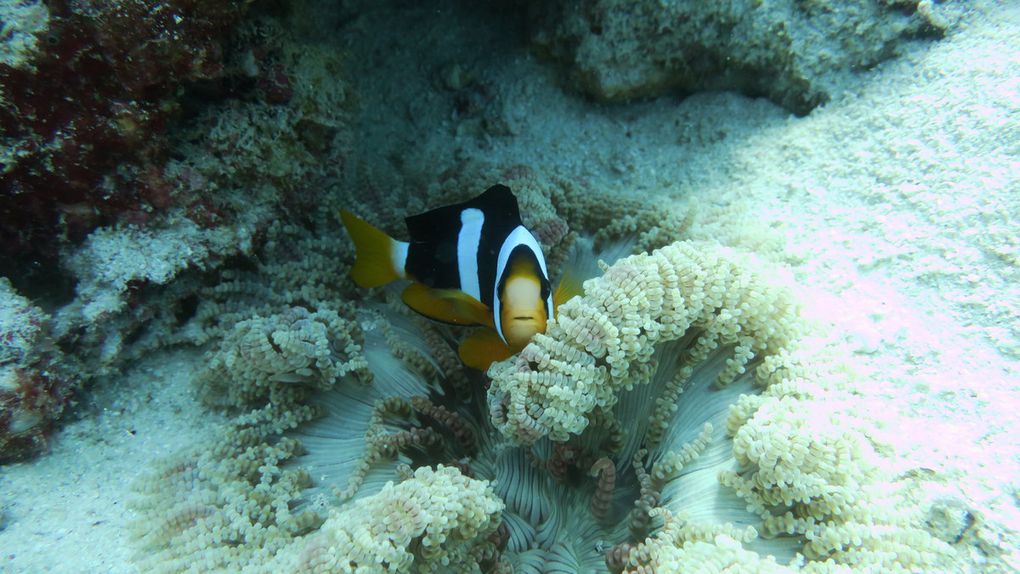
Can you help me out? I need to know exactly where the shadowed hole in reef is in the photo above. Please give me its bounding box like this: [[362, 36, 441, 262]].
[[0, 255, 76, 312], [173, 294, 199, 326]]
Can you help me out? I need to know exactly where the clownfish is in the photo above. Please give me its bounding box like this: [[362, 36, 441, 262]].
[[340, 184, 578, 370]]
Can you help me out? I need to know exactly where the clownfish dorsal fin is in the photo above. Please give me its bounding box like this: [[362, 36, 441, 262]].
[[401, 283, 494, 329], [340, 209, 408, 288], [552, 269, 584, 316], [458, 328, 513, 371]]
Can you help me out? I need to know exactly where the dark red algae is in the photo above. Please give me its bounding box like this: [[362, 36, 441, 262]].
[[0, 0, 250, 261]]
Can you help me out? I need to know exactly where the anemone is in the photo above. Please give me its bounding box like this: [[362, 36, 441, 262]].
[[130, 239, 955, 573]]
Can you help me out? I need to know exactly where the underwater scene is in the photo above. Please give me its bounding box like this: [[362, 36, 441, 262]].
[[1, 0, 1017, 572]]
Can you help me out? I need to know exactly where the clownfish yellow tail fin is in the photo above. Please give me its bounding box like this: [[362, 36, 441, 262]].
[[340, 209, 407, 288]]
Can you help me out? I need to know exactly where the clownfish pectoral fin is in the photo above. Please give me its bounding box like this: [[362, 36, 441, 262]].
[[340, 209, 407, 288], [459, 328, 513, 371], [401, 283, 495, 329], [553, 269, 584, 315]]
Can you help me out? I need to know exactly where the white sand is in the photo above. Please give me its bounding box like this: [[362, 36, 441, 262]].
[[1, 350, 224, 573], [2, 1, 1017, 572]]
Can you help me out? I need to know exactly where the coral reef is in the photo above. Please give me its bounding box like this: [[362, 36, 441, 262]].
[[0, 279, 80, 461], [4, 1, 1004, 570], [0, 0, 357, 451], [52, 216, 264, 372], [0, 0, 48, 69], [528, 0, 950, 113], [0, 0, 250, 258], [47, 0, 354, 328]]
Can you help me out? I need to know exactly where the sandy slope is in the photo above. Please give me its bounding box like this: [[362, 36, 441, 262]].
[[1, 1, 1017, 572]]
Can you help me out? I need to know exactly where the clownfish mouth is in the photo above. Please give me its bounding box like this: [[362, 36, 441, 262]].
[[514, 316, 533, 320]]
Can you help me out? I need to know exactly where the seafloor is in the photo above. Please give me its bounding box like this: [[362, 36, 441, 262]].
[[1, 0, 1018, 573]]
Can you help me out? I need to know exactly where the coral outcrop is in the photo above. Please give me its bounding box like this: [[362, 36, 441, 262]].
[[0, 0, 250, 258], [528, 0, 950, 113], [0, 279, 80, 461], [0, 1, 357, 450]]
